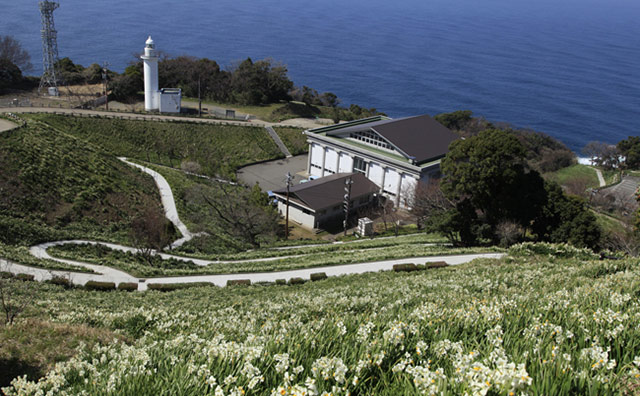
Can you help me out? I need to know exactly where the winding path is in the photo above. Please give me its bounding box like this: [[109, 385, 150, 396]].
[[0, 158, 505, 290], [592, 167, 606, 187]]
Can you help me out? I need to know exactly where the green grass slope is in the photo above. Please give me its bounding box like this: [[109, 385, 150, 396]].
[[24, 114, 283, 178], [0, 121, 162, 245], [2, 244, 639, 395]]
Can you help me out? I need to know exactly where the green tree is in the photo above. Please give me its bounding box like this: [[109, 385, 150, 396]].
[[109, 65, 143, 103], [440, 129, 547, 242], [426, 128, 597, 247], [0, 58, 23, 92], [532, 182, 601, 249], [434, 110, 473, 130], [617, 136, 640, 170]]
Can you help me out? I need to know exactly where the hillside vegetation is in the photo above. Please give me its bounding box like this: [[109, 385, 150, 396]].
[[23, 114, 283, 178], [0, 120, 162, 245], [2, 244, 639, 395]]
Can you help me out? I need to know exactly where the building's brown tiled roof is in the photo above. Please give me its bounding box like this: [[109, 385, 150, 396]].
[[322, 114, 459, 164], [273, 173, 379, 211]]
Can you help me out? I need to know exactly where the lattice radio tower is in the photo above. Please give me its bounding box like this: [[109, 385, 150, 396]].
[[38, 1, 61, 95]]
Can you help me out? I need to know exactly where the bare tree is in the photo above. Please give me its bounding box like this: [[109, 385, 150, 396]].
[[563, 175, 592, 198], [129, 207, 174, 264], [495, 220, 524, 247], [180, 160, 202, 174], [0, 36, 32, 72], [409, 179, 455, 230], [582, 141, 620, 170], [187, 184, 279, 248]]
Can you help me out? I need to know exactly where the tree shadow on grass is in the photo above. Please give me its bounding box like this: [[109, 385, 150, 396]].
[[0, 357, 42, 388]]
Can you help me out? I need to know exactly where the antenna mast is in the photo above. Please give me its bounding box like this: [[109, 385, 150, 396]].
[[38, 1, 61, 96]]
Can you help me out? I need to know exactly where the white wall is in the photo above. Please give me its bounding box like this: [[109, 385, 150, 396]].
[[310, 143, 324, 167], [383, 168, 400, 193], [159, 93, 181, 113], [339, 153, 353, 173], [368, 162, 384, 187], [277, 201, 316, 229], [325, 148, 339, 173], [400, 174, 418, 208]]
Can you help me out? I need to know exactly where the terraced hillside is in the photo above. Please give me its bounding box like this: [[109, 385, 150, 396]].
[[2, 244, 639, 395], [0, 119, 163, 246], [24, 114, 283, 178]]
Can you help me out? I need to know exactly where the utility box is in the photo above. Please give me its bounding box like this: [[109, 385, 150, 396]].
[[159, 88, 181, 113], [357, 217, 374, 237]]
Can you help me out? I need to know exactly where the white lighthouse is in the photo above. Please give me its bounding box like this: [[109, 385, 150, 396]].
[[141, 36, 159, 111], [140, 36, 181, 113]]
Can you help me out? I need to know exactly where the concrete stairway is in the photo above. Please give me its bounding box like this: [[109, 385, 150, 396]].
[[265, 125, 292, 158]]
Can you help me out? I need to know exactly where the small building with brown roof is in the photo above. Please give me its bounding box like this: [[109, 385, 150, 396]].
[[304, 114, 459, 207], [272, 172, 379, 230]]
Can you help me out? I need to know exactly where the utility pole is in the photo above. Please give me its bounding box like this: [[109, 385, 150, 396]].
[[343, 177, 353, 236], [102, 61, 110, 111], [198, 75, 202, 116], [285, 172, 293, 239]]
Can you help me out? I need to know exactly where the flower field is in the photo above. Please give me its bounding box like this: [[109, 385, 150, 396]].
[[3, 244, 640, 395]]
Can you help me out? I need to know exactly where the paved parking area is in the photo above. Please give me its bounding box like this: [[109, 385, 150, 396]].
[[236, 154, 309, 192]]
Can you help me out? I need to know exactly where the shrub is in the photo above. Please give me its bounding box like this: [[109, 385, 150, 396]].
[[416, 264, 426, 271], [226, 279, 251, 287], [148, 282, 215, 291], [84, 281, 116, 291], [275, 279, 286, 285], [288, 277, 305, 285], [310, 272, 328, 282], [427, 261, 449, 269], [393, 263, 417, 272], [15, 273, 34, 281], [47, 276, 73, 289], [117, 282, 138, 291], [509, 242, 598, 260], [0, 271, 14, 279]]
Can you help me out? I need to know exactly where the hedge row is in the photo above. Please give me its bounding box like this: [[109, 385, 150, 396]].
[[147, 282, 216, 292], [393, 261, 449, 272]]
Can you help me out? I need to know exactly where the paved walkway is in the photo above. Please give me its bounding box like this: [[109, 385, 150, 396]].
[[1, 252, 504, 291], [119, 158, 195, 248], [0, 118, 17, 132], [1, 149, 505, 290], [591, 167, 606, 187], [265, 126, 292, 157]]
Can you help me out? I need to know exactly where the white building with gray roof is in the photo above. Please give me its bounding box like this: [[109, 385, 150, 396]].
[[304, 114, 459, 207]]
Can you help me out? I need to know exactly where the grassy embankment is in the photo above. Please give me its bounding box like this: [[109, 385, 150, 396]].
[[0, 118, 163, 247], [2, 243, 639, 395], [544, 164, 600, 189], [272, 127, 308, 155], [22, 114, 284, 179], [45, 233, 462, 277]]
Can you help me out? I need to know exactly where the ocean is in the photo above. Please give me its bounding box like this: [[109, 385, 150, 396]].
[[3, 0, 639, 152]]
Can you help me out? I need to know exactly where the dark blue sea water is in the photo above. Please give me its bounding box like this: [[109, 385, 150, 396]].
[[3, 0, 639, 151]]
